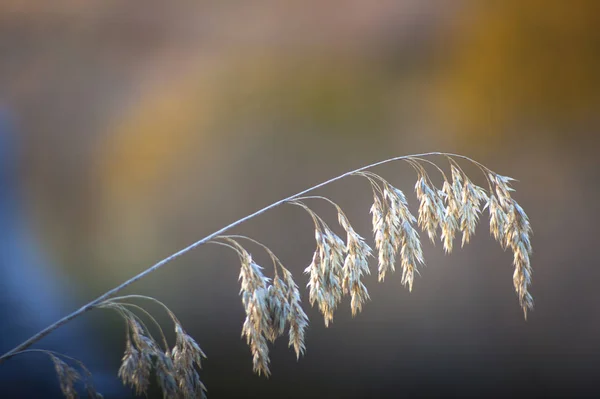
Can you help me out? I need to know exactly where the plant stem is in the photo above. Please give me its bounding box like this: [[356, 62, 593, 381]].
[[0, 151, 482, 363]]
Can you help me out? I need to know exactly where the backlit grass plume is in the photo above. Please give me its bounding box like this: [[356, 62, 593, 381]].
[[0, 152, 533, 398]]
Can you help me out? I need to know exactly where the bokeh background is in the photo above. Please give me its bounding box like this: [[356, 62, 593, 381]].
[[1, 1, 599, 398]]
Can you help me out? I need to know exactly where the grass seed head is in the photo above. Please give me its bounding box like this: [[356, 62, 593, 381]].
[[21, 153, 536, 399], [415, 176, 446, 243], [280, 268, 309, 359], [51, 355, 80, 399], [118, 338, 151, 396], [460, 179, 488, 246]]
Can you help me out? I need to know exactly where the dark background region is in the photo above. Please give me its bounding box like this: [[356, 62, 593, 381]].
[[0, 1, 599, 398]]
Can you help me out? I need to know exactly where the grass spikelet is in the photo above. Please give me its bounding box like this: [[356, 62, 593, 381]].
[[280, 267, 309, 359], [118, 335, 151, 396], [370, 190, 396, 281], [485, 172, 533, 317], [440, 179, 460, 253], [305, 231, 325, 308], [493, 173, 516, 209], [221, 235, 309, 361], [1, 152, 535, 398], [101, 295, 206, 398], [504, 200, 534, 318], [487, 194, 507, 242], [384, 184, 424, 291], [450, 164, 463, 201], [155, 351, 178, 399], [172, 323, 208, 399], [266, 277, 290, 342], [320, 228, 345, 326], [293, 201, 344, 327], [228, 242, 272, 376], [459, 178, 488, 246], [414, 173, 445, 243], [50, 355, 80, 399], [338, 210, 372, 316]]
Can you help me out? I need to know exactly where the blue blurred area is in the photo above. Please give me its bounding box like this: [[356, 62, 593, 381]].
[[0, 108, 125, 398]]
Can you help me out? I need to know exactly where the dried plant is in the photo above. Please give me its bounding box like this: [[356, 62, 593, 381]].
[[0, 152, 533, 397]]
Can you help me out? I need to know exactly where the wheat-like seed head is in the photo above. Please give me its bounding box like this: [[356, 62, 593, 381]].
[[338, 211, 372, 316], [415, 175, 445, 243], [484, 173, 534, 317], [214, 234, 311, 376], [171, 323, 208, 398], [266, 276, 290, 342], [118, 340, 145, 395], [440, 179, 460, 253], [238, 254, 271, 376], [315, 229, 345, 326], [280, 267, 309, 359], [459, 178, 489, 247], [155, 351, 178, 399], [383, 184, 424, 292], [14, 152, 535, 399], [305, 235, 324, 307], [487, 194, 507, 242], [297, 201, 344, 327], [219, 235, 310, 375], [50, 355, 80, 399], [98, 296, 209, 399], [505, 200, 534, 318], [493, 173, 516, 209], [371, 192, 396, 281], [118, 326, 153, 396], [450, 165, 463, 199]]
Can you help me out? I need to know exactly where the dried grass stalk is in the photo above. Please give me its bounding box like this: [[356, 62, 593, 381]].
[[0, 152, 534, 398]]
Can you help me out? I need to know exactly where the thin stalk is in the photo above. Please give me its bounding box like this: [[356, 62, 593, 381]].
[[219, 235, 285, 276], [0, 151, 489, 363]]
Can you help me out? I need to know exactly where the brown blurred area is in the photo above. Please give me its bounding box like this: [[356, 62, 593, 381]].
[[1, 1, 599, 398]]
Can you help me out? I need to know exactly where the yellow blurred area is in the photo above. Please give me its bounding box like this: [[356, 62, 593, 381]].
[[432, 0, 600, 137], [96, 54, 390, 204], [4, 0, 596, 273], [6, 0, 593, 272], [97, 78, 218, 203]]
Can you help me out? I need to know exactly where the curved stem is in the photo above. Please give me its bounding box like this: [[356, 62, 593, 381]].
[[221, 234, 285, 275], [103, 302, 170, 351], [10, 348, 85, 367], [404, 158, 426, 177], [453, 154, 494, 177], [294, 196, 355, 236], [289, 200, 329, 232], [113, 306, 158, 347], [217, 237, 255, 265], [0, 151, 492, 363], [103, 294, 180, 325], [357, 170, 391, 189], [294, 195, 346, 217], [353, 171, 384, 197], [10, 348, 95, 380], [410, 157, 448, 182], [208, 239, 244, 258], [447, 154, 493, 188]]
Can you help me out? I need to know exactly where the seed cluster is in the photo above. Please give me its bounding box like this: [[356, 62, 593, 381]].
[[99, 296, 208, 399], [37, 153, 533, 398], [217, 156, 534, 386], [46, 352, 102, 399], [221, 236, 309, 377]]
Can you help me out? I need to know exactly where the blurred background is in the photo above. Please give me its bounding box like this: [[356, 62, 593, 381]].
[[0, 1, 599, 398]]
